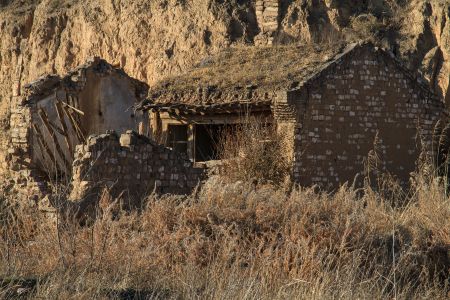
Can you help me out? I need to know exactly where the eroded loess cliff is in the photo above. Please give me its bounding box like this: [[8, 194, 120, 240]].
[[0, 0, 449, 177]]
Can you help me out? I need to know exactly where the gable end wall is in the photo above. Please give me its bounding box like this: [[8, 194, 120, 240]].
[[291, 46, 445, 188]]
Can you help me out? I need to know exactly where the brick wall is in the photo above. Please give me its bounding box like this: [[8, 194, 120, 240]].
[[70, 130, 205, 204], [284, 46, 446, 189]]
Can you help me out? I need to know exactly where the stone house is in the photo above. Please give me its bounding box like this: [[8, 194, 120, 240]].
[[136, 42, 448, 188], [7, 59, 133, 197], [7, 42, 449, 205]]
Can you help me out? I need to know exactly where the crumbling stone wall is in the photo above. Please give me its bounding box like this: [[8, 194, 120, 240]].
[[6, 58, 148, 205], [70, 130, 205, 203], [279, 45, 447, 189], [8, 68, 48, 203]]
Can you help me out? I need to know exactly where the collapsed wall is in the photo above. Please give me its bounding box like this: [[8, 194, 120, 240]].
[[70, 130, 205, 205], [7, 57, 149, 205]]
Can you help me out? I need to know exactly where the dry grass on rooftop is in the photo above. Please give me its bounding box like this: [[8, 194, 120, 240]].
[[151, 42, 345, 98]]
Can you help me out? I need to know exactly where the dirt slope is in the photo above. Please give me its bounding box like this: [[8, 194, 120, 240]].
[[0, 0, 449, 176]]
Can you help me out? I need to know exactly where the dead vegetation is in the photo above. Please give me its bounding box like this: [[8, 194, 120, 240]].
[[217, 120, 291, 186], [0, 159, 449, 298], [1, 118, 449, 299], [150, 42, 345, 103]]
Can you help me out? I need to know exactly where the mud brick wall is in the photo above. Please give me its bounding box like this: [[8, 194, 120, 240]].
[[287, 46, 446, 189], [71, 130, 205, 201]]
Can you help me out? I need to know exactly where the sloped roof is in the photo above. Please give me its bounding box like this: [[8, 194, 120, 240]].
[[140, 41, 444, 109], [23, 57, 149, 102], [144, 42, 350, 106]]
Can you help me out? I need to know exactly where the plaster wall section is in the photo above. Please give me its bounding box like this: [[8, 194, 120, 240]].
[[78, 69, 144, 135]]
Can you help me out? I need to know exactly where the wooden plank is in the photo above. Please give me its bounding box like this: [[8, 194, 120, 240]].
[[61, 95, 85, 116], [38, 108, 72, 171], [47, 119, 66, 136], [55, 100, 74, 156], [32, 123, 58, 169], [61, 103, 86, 143]]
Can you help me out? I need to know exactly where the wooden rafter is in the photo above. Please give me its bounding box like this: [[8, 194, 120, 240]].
[[55, 100, 74, 156], [61, 96, 84, 116], [38, 108, 72, 171], [140, 100, 272, 116], [61, 102, 86, 143], [32, 123, 58, 170]]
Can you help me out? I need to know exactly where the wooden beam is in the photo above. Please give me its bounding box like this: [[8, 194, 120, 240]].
[[55, 100, 74, 156], [38, 108, 72, 171], [151, 110, 162, 141], [61, 103, 86, 143], [62, 93, 85, 116], [32, 123, 58, 170], [71, 95, 83, 126], [187, 124, 195, 161]]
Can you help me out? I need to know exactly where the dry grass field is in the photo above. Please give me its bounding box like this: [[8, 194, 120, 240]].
[[0, 124, 449, 299], [0, 172, 449, 299]]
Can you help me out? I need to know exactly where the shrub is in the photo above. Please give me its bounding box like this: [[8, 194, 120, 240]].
[[217, 119, 292, 186]]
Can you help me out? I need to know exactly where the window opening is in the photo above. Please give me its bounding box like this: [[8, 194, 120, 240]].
[[167, 125, 188, 154]]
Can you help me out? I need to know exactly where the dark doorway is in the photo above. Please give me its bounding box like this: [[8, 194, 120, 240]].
[[195, 124, 237, 162]]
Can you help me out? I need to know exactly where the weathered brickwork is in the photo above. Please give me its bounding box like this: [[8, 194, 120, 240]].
[[70, 130, 205, 202], [283, 46, 446, 188], [8, 77, 49, 203]]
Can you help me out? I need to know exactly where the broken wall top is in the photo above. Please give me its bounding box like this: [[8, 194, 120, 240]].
[[22, 57, 149, 103], [145, 41, 445, 107]]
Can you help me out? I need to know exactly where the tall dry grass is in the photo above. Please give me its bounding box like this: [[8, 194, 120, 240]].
[[1, 121, 449, 299], [0, 170, 449, 299]]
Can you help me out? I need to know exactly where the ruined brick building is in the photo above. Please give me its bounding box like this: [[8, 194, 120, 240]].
[[137, 42, 448, 188], [8, 57, 204, 204], [7, 42, 449, 206]]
